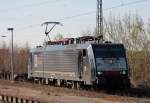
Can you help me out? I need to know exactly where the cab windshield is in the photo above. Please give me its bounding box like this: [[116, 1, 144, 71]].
[[93, 44, 126, 58]]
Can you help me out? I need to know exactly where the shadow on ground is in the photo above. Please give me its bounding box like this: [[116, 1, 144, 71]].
[[105, 87, 150, 98]]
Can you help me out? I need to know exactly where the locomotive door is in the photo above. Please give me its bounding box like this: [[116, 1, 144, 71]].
[[78, 51, 83, 79], [78, 49, 87, 79]]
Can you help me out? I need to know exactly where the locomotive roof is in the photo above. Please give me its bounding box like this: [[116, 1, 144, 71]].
[[30, 43, 124, 53]]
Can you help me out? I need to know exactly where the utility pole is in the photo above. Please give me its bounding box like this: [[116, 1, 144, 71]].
[[96, 0, 103, 42], [8, 28, 14, 81]]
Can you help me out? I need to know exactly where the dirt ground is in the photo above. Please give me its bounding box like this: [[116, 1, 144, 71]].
[[0, 80, 149, 103]]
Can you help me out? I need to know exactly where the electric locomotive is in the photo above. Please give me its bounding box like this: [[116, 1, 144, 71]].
[[28, 36, 130, 88]]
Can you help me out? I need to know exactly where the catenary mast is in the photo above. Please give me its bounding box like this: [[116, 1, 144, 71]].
[[96, 0, 103, 42]]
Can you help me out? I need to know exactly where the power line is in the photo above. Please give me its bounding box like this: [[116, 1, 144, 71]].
[[48, 0, 149, 22], [0, 0, 69, 24], [0, 0, 65, 13], [2, 0, 147, 24], [60, 0, 149, 21], [18, 0, 149, 31], [105, 0, 148, 10]]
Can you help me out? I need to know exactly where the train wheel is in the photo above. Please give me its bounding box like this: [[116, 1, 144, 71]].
[[74, 81, 80, 89], [57, 80, 61, 86]]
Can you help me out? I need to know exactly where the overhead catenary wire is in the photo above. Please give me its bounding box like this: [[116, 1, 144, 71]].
[[104, 0, 148, 10], [1, 0, 146, 24], [0, 0, 66, 13], [0, 0, 70, 24], [59, 0, 149, 21], [17, 0, 149, 31]]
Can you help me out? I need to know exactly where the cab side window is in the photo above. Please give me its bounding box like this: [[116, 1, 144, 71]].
[[83, 49, 86, 57]]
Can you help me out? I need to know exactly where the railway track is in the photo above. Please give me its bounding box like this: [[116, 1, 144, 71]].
[[0, 95, 40, 103], [0, 79, 149, 103]]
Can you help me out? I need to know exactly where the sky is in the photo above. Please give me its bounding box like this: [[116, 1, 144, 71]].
[[0, 0, 150, 47]]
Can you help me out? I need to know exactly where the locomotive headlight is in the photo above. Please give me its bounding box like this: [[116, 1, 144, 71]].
[[122, 70, 126, 75], [97, 72, 103, 75]]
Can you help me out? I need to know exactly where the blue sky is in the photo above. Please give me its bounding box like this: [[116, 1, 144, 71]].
[[0, 0, 150, 47]]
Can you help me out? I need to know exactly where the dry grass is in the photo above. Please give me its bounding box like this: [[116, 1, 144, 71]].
[[128, 51, 150, 87], [0, 80, 150, 103]]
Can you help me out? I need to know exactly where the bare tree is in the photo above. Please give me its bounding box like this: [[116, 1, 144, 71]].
[[80, 28, 93, 36], [53, 33, 64, 41], [104, 13, 150, 51]]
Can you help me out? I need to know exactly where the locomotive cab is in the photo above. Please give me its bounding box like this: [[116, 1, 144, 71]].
[[91, 44, 130, 88]]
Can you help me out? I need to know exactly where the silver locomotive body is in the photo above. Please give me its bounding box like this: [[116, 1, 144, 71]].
[[28, 44, 94, 85], [28, 43, 130, 87]]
